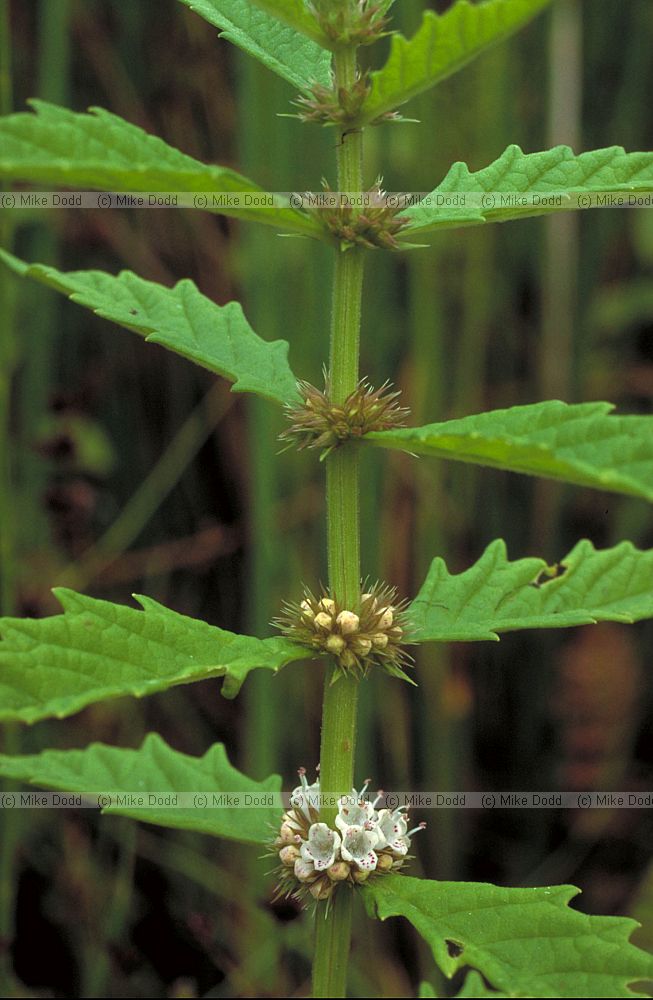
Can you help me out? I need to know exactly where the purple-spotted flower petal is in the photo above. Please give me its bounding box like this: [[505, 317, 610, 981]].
[[340, 824, 379, 871], [375, 807, 409, 854], [300, 822, 341, 871]]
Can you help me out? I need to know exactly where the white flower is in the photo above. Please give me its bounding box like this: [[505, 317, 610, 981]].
[[383, 817, 427, 856], [294, 857, 317, 883], [340, 823, 379, 871], [290, 768, 321, 820], [300, 822, 341, 871], [335, 779, 378, 834], [375, 807, 409, 854]]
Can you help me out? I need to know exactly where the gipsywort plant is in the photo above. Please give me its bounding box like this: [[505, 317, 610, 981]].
[[1, 1, 653, 996]]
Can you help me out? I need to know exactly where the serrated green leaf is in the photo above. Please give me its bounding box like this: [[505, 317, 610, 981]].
[[249, 0, 330, 47], [409, 539, 653, 643], [0, 101, 320, 237], [364, 875, 653, 998], [0, 734, 280, 844], [367, 401, 653, 502], [0, 252, 301, 406], [178, 0, 331, 89], [400, 145, 653, 237], [454, 972, 512, 997], [0, 589, 307, 724], [359, 0, 553, 125]]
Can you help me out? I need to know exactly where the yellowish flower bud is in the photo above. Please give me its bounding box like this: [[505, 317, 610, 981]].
[[376, 852, 394, 872], [279, 821, 298, 844], [294, 858, 317, 883], [352, 868, 370, 883], [309, 878, 334, 900], [327, 861, 351, 882], [314, 611, 333, 630], [336, 610, 360, 634], [353, 637, 372, 656], [371, 632, 388, 649], [340, 648, 357, 670], [279, 845, 300, 867], [319, 598, 336, 614], [326, 634, 346, 655], [378, 607, 394, 629]]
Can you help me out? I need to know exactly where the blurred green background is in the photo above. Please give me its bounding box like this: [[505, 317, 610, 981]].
[[1, 0, 653, 995]]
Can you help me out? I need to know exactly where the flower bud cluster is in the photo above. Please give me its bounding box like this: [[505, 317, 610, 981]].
[[275, 583, 412, 681], [280, 377, 409, 457], [311, 181, 411, 250], [293, 73, 401, 127], [309, 0, 391, 47], [273, 770, 425, 904]]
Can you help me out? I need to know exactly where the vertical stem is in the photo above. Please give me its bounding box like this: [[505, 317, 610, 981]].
[[532, 0, 582, 553], [313, 46, 364, 1000], [0, 0, 15, 616], [0, 4, 18, 995]]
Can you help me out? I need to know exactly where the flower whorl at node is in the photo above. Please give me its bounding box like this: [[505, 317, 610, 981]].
[[272, 769, 426, 905], [309, 0, 391, 47], [292, 72, 401, 127], [305, 180, 411, 250], [274, 583, 413, 681], [280, 377, 409, 457]]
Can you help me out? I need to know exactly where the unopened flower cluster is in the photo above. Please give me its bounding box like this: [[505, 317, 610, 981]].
[[280, 377, 409, 457], [275, 583, 412, 681], [273, 770, 425, 903], [293, 72, 402, 126], [309, 0, 391, 46], [308, 181, 411, 250]]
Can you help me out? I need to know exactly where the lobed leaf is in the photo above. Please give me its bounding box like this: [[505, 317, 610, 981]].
[[359, 0, 553, 125], [454, 973, 512, 997], [0, 589, 307, 724], [367, 400, 653, 502], [0, 252, 301, 406], [400, 145, 653, 237], [248, 0, 330, 48], [0, 734, 280, 844], [364, 875, 653, 998], [0, 101, 320, 236], [177, 0, 331, 89], [409, 539, 653, 643]]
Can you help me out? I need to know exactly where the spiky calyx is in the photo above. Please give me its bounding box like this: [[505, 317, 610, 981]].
[[293, 72, 401, 126], [280, 377, 409, 457], [271, 771, 425, 906], [311, 180, 411, 250], [309, 0, 391, 47], [274, 583, 413, 681]]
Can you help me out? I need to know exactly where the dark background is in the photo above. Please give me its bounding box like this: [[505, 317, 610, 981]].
[[1, 0, 653, 995]]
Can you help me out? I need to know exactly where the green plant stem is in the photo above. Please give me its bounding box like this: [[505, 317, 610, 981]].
[[0, 3, 18, 994], [313, 45, 365, 1000], [313, 889, 354, 997]]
